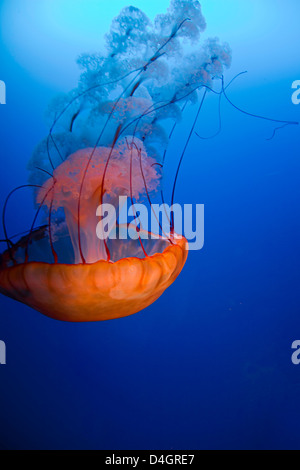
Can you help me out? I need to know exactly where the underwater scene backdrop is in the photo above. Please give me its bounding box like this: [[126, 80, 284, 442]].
[[0, 0, 300, 450]]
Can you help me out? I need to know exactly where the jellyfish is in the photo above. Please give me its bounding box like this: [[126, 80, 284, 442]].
[[0, 0, 296, 322]]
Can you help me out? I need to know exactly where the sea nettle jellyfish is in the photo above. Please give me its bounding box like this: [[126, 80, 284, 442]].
[[0, 0, 295, 322]]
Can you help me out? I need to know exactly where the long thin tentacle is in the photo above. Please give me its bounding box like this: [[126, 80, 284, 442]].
[[170, 89, 207, 231], [2, 184, 44, 264]]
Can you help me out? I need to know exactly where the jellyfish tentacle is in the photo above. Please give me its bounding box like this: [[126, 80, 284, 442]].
[[70, 110, 81, 132], [92, 81, 221, 246], [119, 83, 219, 139], [104, 84, 217, 240], [267, 123, 291, 141], [46, 134, 56, 170], [130, 81, 142, 97], [130, 102, 167, 238], [45, 17, 191, 173], [45, 66, 145, 170], [35, 167, 53, 178], [48, 185, 58, 264], [49, 134, 65, 164], [170, 89, 208, 232], [195, 71, 298, 142], [1, 226, 47, 243], [129, 141, 148, 258], [224, 71, 248, 91], [2, 184, 44, 265], [139, 144, 173, 245], [100, 124, 123, 263], [78, 71, 145, 263], [152, 163, 164, 168], [94, 15, 192, 202], [160, 101, 188, 224], [195, 90, 222, 140], [77, 19, 193, 263], [152, 17, 191, 58], [49, 66, 143, 133], [25, 183, 55, 264], [163, 101, 188, 165], [0, 239, 14, 247], [221, 76, 299, 127], [129, 107, 173, 245], [195, 73, 244, 141]]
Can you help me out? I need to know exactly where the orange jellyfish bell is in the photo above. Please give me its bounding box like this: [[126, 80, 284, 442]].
[[0, 234, 188, 323], [0, 235, 188, 322], [0, 139, 188, 322]]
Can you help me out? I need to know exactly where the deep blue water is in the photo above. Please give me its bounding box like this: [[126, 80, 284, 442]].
[[0, 0, 300, 450]]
